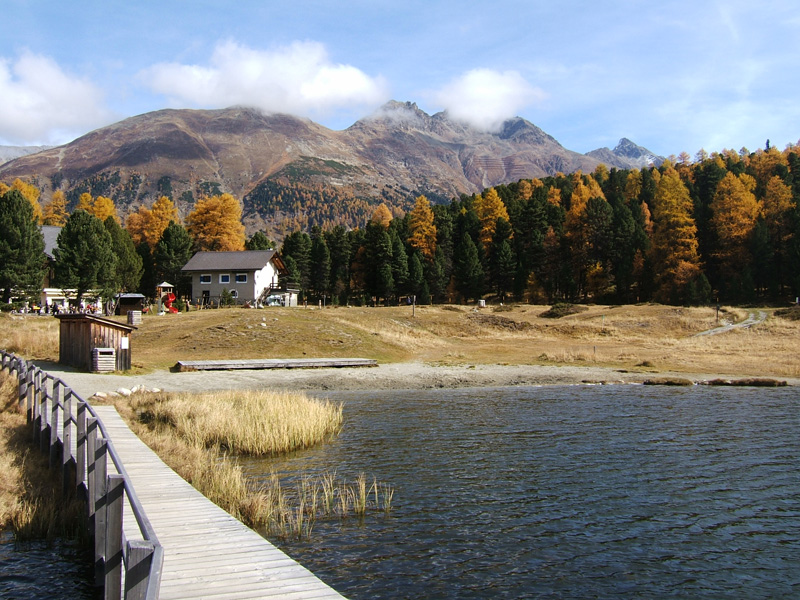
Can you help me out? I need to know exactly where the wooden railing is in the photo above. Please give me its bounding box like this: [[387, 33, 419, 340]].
[[0, 350, 163, 600]]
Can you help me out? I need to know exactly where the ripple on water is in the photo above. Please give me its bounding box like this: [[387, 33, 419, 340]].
[[242, 385, 800, 600]]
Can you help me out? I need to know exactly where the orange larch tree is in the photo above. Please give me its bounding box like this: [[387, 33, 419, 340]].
[[186, 193, 245, 251], [407, 195, 437, 262]]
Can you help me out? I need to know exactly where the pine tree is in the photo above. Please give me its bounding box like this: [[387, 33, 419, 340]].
[[390, 229, 409, 298], [54, 210, 117, 303], [153, 221, 194, 297], [309, 226, 331, 301], [453, 232, 484, 302], [0, 189, 46, 302], [245, 231, 274, 250], [105, 216, 143, 293]]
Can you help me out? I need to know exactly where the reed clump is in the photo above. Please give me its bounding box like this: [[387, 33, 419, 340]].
[[0, 372, 87, 543], [104, 388, 391, 539], [128, 388, 343, 455]]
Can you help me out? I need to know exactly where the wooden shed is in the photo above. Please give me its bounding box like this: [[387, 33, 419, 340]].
[[55, 314, 136, 372]]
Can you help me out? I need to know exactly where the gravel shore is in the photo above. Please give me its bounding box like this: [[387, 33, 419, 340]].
[[32, 360, 799, 400]]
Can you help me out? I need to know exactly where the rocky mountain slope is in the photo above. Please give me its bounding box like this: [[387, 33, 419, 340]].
[[0, 145, 52, 165], [0, 102, 661, 234]]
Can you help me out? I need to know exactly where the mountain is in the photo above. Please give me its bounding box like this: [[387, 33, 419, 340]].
[[586, 138, 664, 169], [0, 102, 636, 234], [0, 145, 52, 166]]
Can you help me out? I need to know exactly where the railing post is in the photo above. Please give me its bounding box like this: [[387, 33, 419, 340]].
[[93, 436, 109, 587], [32, 368, 40, 441], [17, 359, 27, 410], [105, 474, 124, 600], [39, 372, 51, 454], [50, 379, 60, 468], [62, 387, 74, 498], [26, 365, 34, 423], [77, 400, 87, 500], [87, 417, 98, 527], [125, 541, 155, 600]]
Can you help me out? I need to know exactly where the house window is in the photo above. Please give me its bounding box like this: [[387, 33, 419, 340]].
[[219, 274, 230, 284], [235, 273, 248, 283], [230, 290, 238, 298], [200, 274, 211, 284]]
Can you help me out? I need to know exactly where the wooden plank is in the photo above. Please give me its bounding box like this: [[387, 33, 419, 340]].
[[175, 357, 377, 371], [91, 406, 346, 600]]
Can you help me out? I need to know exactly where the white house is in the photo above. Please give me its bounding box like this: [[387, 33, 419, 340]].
[[181, 250, 295, 306]]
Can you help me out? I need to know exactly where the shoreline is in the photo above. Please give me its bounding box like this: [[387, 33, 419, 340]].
[[34, 361, 800, 400]]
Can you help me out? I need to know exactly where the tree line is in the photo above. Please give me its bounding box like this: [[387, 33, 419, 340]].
[[2, 142, 799, 308], [279, 145, 800, 306]]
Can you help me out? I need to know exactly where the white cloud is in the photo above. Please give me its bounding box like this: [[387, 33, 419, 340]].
[[139, 40, 390, 122], [0, 51, 113, 145], [432, 69, 546, 131]]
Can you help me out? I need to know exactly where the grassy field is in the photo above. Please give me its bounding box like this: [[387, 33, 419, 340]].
[[2, 303, 799, 378]]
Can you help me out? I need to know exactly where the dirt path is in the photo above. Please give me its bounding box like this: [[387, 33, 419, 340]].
[[694, 311, 767, 337]]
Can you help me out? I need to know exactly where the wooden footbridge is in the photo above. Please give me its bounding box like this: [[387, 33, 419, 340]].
[[1, 350, 347, 600]]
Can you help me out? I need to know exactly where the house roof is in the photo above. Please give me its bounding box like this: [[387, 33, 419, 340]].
[[181, 250, 285, 273], [42, 225, 61, 259]]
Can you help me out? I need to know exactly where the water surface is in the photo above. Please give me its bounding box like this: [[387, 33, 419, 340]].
[[244, 384, 800, 599]]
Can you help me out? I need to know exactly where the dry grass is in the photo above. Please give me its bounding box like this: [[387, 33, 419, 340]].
[[2, 302, 798, 379], [0, 371, 86, 542], [0, 314, 59, 361]]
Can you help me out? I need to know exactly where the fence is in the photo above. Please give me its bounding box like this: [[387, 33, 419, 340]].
[[0, 349, 163, 600]]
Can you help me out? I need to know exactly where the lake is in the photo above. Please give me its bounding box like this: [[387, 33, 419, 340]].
[[3, 383, 797, 599], [243, 384, 800, 599]]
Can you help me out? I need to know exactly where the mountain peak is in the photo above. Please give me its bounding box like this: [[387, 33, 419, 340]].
[[586, 138, 664, 169]]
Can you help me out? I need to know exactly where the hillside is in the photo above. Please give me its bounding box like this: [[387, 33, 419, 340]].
[[0, 102, 660, 234]]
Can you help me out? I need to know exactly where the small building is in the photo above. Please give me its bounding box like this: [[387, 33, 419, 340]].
[[114, 293, 146, 315], [181, 250, 295, 306], [55, 313, 136, 371]]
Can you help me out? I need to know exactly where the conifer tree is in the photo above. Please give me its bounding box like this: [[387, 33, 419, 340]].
[[710, 172, 761, 299], [153, 221, 194, 297], [7, 179, 43, 224], [648, 166, 702, 303], [453, 232, 484, 302], [309, 226, 331, 301], [407, 195, 437, 262], [474, 188, 510, 251], [42, 190, 68, 226], [0, 189, 46, 302], [186, 193, 245, 251], [54, 210, 117, 303], [245, 231, 274, 250], [105, 216, 143, 292]]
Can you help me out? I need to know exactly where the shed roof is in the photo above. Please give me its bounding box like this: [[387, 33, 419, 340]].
[[182, 250, 285, 273], [55, 313, 136, 332]]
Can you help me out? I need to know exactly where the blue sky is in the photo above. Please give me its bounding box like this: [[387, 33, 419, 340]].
[[1, 0, 798, 157]]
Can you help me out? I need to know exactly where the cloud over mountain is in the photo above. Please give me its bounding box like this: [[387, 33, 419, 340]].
[[139, 41, 390, 124], [432, 69, 546, 132]]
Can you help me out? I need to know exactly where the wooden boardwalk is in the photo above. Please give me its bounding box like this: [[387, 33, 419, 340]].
[[93, 405, 347, 600]]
